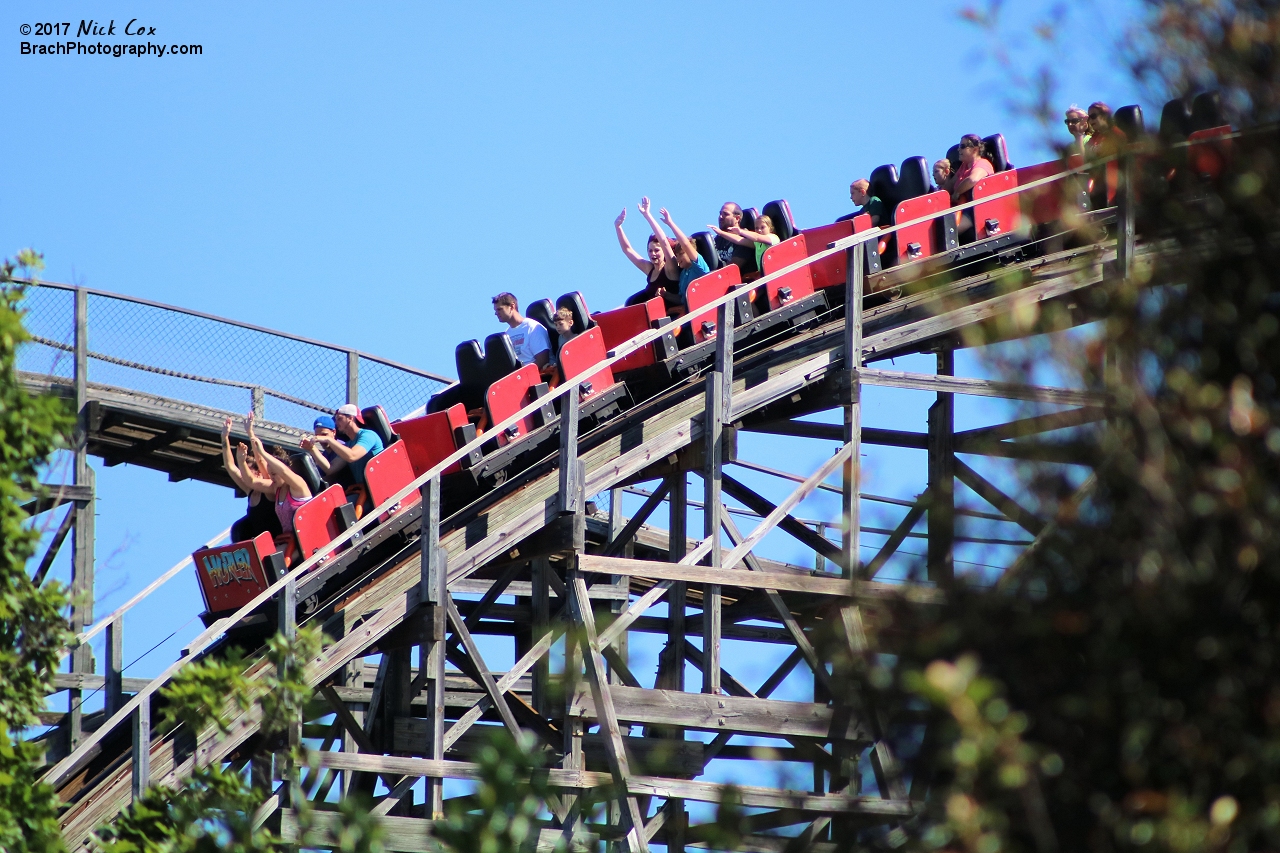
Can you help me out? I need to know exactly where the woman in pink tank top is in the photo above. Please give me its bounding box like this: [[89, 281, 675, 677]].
[[239, 413, 313, 565]]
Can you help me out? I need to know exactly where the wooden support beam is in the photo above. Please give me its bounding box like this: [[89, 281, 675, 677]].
[[844, 243, 865, 581], [953, 458, 1046, 537], [569, 684, 869, 742], [104, 427, 190, 468], [927, 350, 955, 582], [858, 368, 1108, 407], [865, 497, 927, 579], [569, 570, 649, 853], [445, 596, 525, 741], [955, 407, 1104, 445], [311, 752, 914, 814], [719, 472, 845, 572], [20, 484, 94, 516], [32, 504, 76, 586], [603, 482, 669, 559], [580, 554, 850, 596]]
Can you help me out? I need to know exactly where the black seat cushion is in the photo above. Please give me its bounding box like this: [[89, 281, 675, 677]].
[[1191, 91, 1223, 132], [1159, 95, 1193, 141], [484, 332, 521, 378], [868, 163, 900, 207], [527, 298, 555, 335], [982, 135, 1012, 172], [740, 207, 759, 232], [761, 200, 796, 241], [693, 231, 720, 270], [455, 340, 486, 387], [1114, 106, 1145, 140], [897, 157, 931, 200], [556, 292, 595, 333], [360, 405, 396, 447], [292, 451, 325, 495]]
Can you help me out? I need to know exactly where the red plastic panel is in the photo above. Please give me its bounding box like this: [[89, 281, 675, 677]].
[[558, 326, 616, 402], [759, 235, 815, 310], [485, 364, 543, 446], [193, 531, 276, 614], [893, 190, 951, 263], [364, 440, 421, 519], [592, 297, 664, 372], [1016, 160, 1070, 225], [799, 221, 855, 290], [972, 171, 1022, 239], [1188, 126, 1233, 180], [294, 484, 347, 561], [684, 265, 742, 344], [394, 405, 468, 476]]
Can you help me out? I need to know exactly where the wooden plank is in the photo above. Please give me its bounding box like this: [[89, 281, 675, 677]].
[[603, 482, 669, 558], [52, 673, 151, 694], [570, 684, 869, 742], [953, 458, 1046, 537], [310, 752, 915, 814], [444, 596, 524, 740], [280, 809, 597, 853], [570, 571, 649, 853], [580, 555, 852, 597], [719, 473, 845, 570], [865, 499, 927, 579], [859, 368, 1106, 406]]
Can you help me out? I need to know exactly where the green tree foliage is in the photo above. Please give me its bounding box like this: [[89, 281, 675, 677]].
[[834, 3, 1280, 852], [0, 251, 74, 853], [430, 731, 564, 853], [95, 624, 388, 853]]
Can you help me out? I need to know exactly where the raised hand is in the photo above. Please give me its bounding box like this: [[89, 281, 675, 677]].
[[615, 208, 627, 228], [638, 197, 651, 215], [659, 207, 673, 226], [222, 416, 232, 440]]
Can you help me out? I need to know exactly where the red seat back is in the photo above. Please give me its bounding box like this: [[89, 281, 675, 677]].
[[294, 484, 347, 560], [972, 171, 1022, 239], [592, 297, 664, 373], [364, 440, 420, 519], [684, 265, 742, 343], [194, 531, 276, 614], [799, 221, 854, 290], [558, 326, 616, 402], [1187, 126, 1233, 180], [759, 235, 815, 310], [893, 190, 951, 263], [394, 404, 469, 476], [485, 364, 543, 446], [1017, 160, 1069, 225]]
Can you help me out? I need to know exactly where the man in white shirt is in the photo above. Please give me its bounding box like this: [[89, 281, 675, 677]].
[[492, 292, 551, 369]]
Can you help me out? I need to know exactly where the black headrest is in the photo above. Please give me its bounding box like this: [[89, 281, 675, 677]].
[[360, 405, 396, 447], [1113, 106, 1144, 140], [868, 163, 900, 207], [292, 452, 324, 496], [1159, 95, 1194, 141], [761, 200, 796, 241], [484, 333, 520, 379], [456, 340, 486, 387], [897, 157, 931, 200], [982, 135, 1011, 172], [555, 292, 595, 333], [740, 207, 759, 232], [692, 231, 720, 270], [527, 298, 555, 334], [1191, 91, 1223, 132]]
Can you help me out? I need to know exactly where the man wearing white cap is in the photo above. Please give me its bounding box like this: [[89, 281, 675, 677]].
[[312, 403, 384, 516]]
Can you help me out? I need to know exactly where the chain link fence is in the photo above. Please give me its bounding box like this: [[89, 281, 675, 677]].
[[15, 282, 451, 430]]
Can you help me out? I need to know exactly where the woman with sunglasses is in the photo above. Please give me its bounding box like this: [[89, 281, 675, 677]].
[[1064, 106, 1090, 157], [950, 134, 996, 242]]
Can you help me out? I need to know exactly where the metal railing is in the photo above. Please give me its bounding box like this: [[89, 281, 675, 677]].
[[16, 282, 451, 429]]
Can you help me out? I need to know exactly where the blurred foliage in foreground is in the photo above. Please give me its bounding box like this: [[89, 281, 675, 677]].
[[828, 3, 1280, 852]]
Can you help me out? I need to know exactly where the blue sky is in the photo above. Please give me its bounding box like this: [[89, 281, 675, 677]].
[[6, 0, 1142, 745]]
